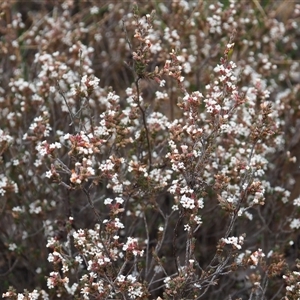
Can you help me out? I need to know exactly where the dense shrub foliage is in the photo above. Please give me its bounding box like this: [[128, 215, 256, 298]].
[[1, 1, 300, 299]]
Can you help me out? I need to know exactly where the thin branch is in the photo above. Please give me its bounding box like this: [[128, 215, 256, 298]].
[[115, 260, 128, 279], [56, 81, 75, 127], [252, 0, 267, 18], [147, 214, 170, 279], [135, 78, 152, 171], [270, 284, 284, 300], [143, 213, 150, 277], [0, 258, 19, 277], [55, 157, 71, 174], [82, 187, 101, 221], [173, 211, 183, 272]]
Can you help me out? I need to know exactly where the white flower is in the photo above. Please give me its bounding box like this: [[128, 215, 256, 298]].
[[290, 218, 300, 229], [45, 170, 52, 178], [293, 197, 300, 207], [104, 198, 113, 205], [8, 243, 17, 251], [115, 197, 124, 204], [160, 79, 166, 87], [90, 6, 99, 14], [222, 236, 244, 250], [184, 224, 191, 231], [180, 195, 195, 209]]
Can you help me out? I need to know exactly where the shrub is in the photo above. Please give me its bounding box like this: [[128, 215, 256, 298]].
[[1, 1, 300, 299]]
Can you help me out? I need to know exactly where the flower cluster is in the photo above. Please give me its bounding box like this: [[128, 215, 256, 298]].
[[1, 1, 300, 299], [283, 261, 300, 299]]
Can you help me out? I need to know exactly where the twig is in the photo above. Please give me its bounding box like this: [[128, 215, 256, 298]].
[[147, 214, 170, 279], [0, 258, 19, 277], [56, 81, 75, 127], [252, 0, 267, 18], [135, 78, 152, 171], [143, 213, 150, 277], [173, 211, 183, 272], [82, 187, 101, 221]]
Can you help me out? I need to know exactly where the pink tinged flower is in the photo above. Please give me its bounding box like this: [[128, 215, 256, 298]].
[[123, 237, 138, 251], [2, 292, 13, 298], [123, 237, 144, 257], [248, 248, 265, 266], [181, 145, 188, 153], [70, 171, 81, 184], [81, 286, 90, 300], [47, 272, 59, 289]]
